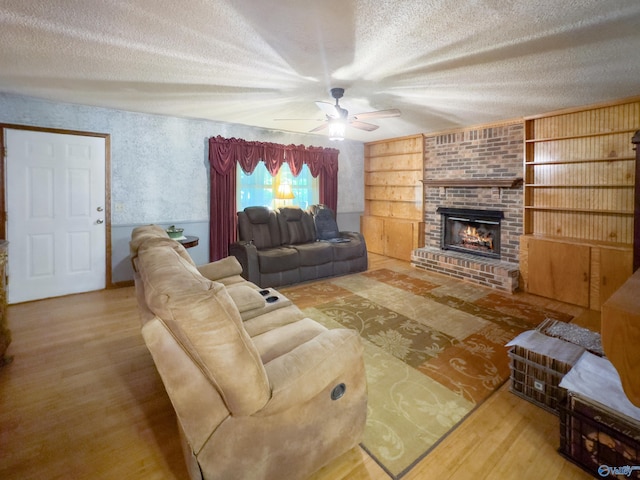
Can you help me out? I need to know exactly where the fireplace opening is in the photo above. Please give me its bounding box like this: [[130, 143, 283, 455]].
[[437, 207, 504, 259]]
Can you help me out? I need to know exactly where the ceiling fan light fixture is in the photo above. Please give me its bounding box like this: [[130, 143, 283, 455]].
[[328, 118, 346, 141]]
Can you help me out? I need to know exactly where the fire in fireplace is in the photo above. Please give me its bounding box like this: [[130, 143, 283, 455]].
[[437, 207, 504, 259]]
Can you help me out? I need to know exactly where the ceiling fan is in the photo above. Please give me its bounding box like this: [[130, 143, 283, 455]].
[[277, 87, 401, 140]]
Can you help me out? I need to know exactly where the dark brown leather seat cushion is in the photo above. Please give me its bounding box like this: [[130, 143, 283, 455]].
[[291, 242, 333, 266], [257, 247, 299, 273]]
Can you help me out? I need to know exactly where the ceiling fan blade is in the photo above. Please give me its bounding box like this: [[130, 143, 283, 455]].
[[350, 120, 379, 132], [352, 108, 401, 120], [273, 118, 324, 121], [315, 101, 339, 118], [308, 123, 328, 133]]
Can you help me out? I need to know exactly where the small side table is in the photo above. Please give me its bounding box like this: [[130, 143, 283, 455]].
[[179, 236, 199, 249]]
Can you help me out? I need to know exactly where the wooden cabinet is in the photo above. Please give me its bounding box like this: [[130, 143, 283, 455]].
[[520, 97, 638, 308], [521, 236, 633, 311], [526, 238, 590, 307], [361, 134, 424, 261], [591, 246, 634, 311], [361, 215, 384, 254], [0, 241, 10, 366], [361, 216, 423, 260]]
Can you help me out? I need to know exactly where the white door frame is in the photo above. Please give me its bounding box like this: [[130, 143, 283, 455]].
[[1, 124, 112, 294]]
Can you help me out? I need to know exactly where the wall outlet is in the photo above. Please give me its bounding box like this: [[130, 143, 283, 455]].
[[533, 380, 545, 392], [115, 203, 125, 212]]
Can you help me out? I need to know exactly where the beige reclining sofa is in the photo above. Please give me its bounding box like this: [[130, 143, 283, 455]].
[[130, 225, 367, 480]]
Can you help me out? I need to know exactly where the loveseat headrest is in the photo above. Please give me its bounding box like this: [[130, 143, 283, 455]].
[[130, 224, 169, 257], [130, 226, 196, 273], [244, 206, 272, 224], [279, 207, 304, 221], [277, 206, 316, 244]]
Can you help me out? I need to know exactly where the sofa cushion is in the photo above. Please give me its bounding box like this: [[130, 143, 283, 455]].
[[197, 256, 243, 281], [130, 224, 169, 257], [312, 207, 341, 240], [226, 285, 266, 313], [238, 207, 281, 249], [137, 245, 271, 416], [291, 242, 333, 266], [331, 233, 366, 261], [244, 206, 271, 224], [278, 207, 316, 244], [251, 318, 327, 364], [131, 227, 196, 268], [257, 247, 299, 273]]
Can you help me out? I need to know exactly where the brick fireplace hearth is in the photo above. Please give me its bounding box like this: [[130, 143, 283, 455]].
[[411, 122, 524, 292]]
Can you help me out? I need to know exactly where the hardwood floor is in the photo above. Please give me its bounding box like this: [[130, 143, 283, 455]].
[[0, 254, 593, 479]]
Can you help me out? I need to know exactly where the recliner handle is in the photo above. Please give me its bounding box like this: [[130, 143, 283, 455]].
[[331, 383, 346, 400]]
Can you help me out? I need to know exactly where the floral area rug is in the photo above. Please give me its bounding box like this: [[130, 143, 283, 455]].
[[280, 266, 573, 479]]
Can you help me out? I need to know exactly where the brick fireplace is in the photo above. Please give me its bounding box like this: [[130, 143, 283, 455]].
[[411, 122, 524, 292]]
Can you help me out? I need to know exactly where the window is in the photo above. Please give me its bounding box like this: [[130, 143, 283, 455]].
[[237, 162, 319, 210]]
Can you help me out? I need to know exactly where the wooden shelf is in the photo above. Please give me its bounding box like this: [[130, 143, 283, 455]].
[[524, 157, 634, 166], [524, 206, 633, 215], [525, 184, 634, 188], [422, 178, 522, 188], [521, 234, 633, 249], [365, 150, 423, 158], [525, 128, 637, 143]]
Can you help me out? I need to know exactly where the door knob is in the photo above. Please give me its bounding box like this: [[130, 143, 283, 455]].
[[96, 219, 104, 224], [97, 206, 104, 212]]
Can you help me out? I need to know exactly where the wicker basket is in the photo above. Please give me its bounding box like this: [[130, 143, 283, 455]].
[[506, 330, 585, 414], [536, 318, 603, 356]]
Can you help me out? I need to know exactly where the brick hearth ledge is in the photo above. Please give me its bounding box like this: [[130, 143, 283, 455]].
[[411, 246, 519, 293]]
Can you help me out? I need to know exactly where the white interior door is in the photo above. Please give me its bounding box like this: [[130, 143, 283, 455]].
[[6, 129, 106, 304]]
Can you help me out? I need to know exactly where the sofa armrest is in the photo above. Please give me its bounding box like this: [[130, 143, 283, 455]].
[[339, 231, 365, 242], [257, 328, 364, 416], [229, 242, 260, 285], [196, 256, 243, 281]]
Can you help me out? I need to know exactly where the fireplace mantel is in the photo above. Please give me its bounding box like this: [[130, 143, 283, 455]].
[[422, 178, 523, 188]]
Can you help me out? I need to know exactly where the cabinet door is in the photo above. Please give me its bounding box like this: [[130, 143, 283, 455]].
[[384, 218, 416, 260], [361, 216, 385, 255], [528, 239, 591, 307], [599, 247, 633, 305]]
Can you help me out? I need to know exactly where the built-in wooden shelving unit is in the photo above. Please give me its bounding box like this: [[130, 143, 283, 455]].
[[361, 134, 424, 261], [520, 96, 639, 310]]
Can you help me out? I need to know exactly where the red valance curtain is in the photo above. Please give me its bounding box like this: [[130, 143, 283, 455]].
[[208, 136, 339, 261]]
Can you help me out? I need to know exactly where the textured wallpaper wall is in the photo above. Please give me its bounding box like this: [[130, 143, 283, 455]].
[[0, 92, 365, 281]]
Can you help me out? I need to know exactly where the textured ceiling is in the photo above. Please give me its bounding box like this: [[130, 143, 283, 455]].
[[1, 0, 639, 142]]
